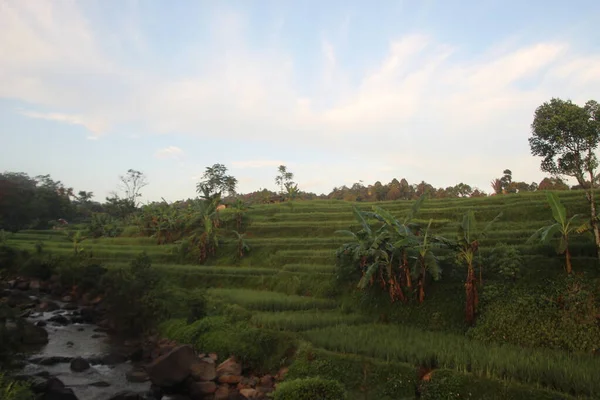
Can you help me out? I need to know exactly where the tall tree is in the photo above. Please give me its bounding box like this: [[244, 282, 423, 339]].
[[275, 165, 295, 194], [119, 169, 148, 207], [196, 164, 238, 203], [529, 98, 600, 258]]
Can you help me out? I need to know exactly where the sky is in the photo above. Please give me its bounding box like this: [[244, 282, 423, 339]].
[[1, 0, 599, 203]]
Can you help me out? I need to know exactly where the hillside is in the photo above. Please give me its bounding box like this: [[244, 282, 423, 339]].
[[5, 190, 600, 399]]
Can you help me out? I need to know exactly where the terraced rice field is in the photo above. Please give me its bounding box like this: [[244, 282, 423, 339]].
[[7, 190, 600, 398]]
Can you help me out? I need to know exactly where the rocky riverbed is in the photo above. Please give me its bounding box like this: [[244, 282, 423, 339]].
[[2, 278, 286, 400]]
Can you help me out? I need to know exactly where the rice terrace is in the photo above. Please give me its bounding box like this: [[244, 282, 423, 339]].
[[2, 2, 600, 400]]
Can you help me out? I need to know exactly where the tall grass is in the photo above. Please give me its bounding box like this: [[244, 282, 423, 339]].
[[303, 324, 600, 396], [207, 288, 337, 311], [251, 310, 369, 331]]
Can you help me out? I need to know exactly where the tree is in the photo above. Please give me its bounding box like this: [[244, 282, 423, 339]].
[[538, 177, 569, 191], [529, 98, 600, 258], [275, 165, 295, 195], [500, 169, 514, 193], [454, 210, 502, 325], [411, 219, 442, 303], [119, 169, 148, 207], [528, 192, 581, 274], [196, 164, 237, 203]]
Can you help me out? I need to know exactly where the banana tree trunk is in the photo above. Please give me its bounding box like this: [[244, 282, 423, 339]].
[[565, 246, 572, 274], [465, 263, 477, 325], [403, 251, 412, 289]]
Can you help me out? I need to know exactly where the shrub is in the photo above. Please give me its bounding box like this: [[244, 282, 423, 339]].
[[272, 377, 347, 400], [0, 373, 34, 400], [487, 242, 522, 281], [19, 255, 59, 281], [101, 252, 173, 336], [419, 369, 574, 400]]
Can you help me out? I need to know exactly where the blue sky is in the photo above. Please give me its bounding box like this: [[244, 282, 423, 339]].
[[1, 0, 599, 202]]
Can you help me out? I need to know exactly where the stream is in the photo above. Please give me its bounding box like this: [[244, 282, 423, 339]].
[[17, 295, 153, 400]]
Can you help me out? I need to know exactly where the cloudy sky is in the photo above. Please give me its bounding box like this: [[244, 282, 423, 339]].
[[1, 0, 599, 202]]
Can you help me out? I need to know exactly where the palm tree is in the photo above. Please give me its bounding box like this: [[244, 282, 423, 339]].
[[528, 192, 581, 274], [454, 210, 502, 325], [230, 199, 250, 232]]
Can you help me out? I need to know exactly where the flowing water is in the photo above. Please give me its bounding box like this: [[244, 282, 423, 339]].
[[19, 302, 151, 400]]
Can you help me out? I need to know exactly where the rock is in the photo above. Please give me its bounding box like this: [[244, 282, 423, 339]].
[[45, 387, 79, 400], [77, 327, 84, 332], [21, 321, 49, 345], [7, 280, 16, 289], [67, 341, 74, 347], [108, 391, 145, 400], [214, 385, 229, 400], [90, 381, 111, 387], [80, 307, 96, 323], [70, 316, 84, 324], [30, 280, 41, 290], [91, 334, 106, 339], [48, 314, 70, 325], [274, 367, 288, 381], [239, 388, 257, 399], [70, 357, 91, 372], [126, 369, 150, 383], [63, 303, 78, 311], [146, 345, 196, 387], [7, 291, 31, 307], [258, 375, 273, 388], [189, 381, 217, 397], [190, 358, 216, 381], [61, 295, 73, 303], [19, 302, 36, 311], [216, 357, 242, 377], [36, 320, 47, 327], [102, 353, 127, 365], [16, 281, 30, 291], [20, 310, 32, 318], [30, 356, 73, 365], [161, 396, 192, 400], [218, 374, 242, 384], [208, 353, 218, 361]]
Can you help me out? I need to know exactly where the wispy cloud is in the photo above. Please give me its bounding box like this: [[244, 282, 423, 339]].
[[231, 160, 288, 169], [155, 146, 184, 159], [1, 1, 599, 195]]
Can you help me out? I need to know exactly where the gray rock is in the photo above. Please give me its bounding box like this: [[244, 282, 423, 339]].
[[146, 345, 196, 387], [126, 369, 150, 383], [62, 303, 78, 311], [21, 321, 49, 345], [48, 314, 70, 325], [70, 357, 91, 372], [190, 358, 216, 381]]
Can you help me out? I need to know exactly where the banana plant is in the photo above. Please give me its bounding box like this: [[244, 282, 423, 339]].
[[528, 191, 581, 274], [455, 210, 502, 325], [410, 219, 443, 303], [231, 230, 250, 259], [65, 230, 87, 255]]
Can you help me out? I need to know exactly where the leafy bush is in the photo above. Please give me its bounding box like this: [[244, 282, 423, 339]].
[[19, 254, 60, 281], [0, 373, 34, 400], [419, 369, 574, 400], [487, 242, 522, 281], [470, 275, 600, 354], [272, 377, 347, 400], [159, 317, 296, 373], [286, 344, 417, 399], [87, 212, 123, 238], [0, 245, 27, 274], [101, 252, 174, 336]]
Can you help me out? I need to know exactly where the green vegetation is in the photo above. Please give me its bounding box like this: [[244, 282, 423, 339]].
[[3, 99, 600, 398], [272, 377, 347, 400]]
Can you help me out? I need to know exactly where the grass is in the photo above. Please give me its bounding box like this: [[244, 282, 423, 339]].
[[206, 288, 338, 311], [251, 310, 370, 331], [302, 324, 600, 397]]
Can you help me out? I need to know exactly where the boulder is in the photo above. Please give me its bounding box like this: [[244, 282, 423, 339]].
[[107, 391, 145, 400], [61, 295, 73, 303], [21, 321, 49, 345], [216, 357, 242, 377], [62, 303, 78, 311], [146, 345, 197, 387], [239, 388, 257, 399], [70, 357, 91, 372], [208, 353, 218, 361], [126, 369, 150, 383], [79, 307, 96, 323], [43, 387, 79, 400], [48, 314, 70, 325], [258, 375, 273, 388], [101, 353, 127, 365], [16, 281, 30, 291], [190, 358, 216, 381], [218, 374, 242, 384], [214, 384, 230, 400], [36, 320, 47, 327], [30, 280, 41, 290], [189, 381, 217, 398]]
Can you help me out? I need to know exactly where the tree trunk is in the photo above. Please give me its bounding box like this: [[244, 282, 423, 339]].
[[403, 251, 412, 289], [465, 264, 477, 325], [586, 170, 600, 260], [565, 246, 572, 274]]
